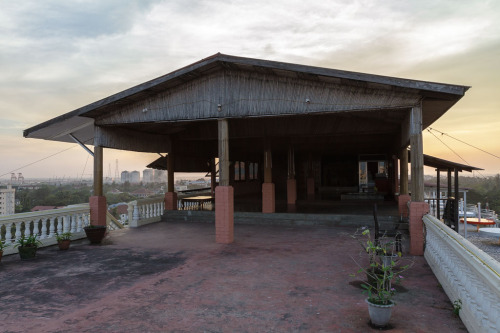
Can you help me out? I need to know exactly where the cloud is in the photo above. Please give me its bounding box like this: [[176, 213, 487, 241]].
[[1, 0, 500, 177]]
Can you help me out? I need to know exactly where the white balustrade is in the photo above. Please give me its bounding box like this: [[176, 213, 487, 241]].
[[128, 197, 165, 228], [0, 204, 91, 256], [423, 214, 500, 333]]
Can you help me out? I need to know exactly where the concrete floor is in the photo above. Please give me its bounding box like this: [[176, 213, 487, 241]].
[[0, 222, 467, 333]]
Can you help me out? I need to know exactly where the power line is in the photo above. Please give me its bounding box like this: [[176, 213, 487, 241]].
[[427, 129, 486, 178], [0, 145, 79, 178], [429, 127, 500, 159]]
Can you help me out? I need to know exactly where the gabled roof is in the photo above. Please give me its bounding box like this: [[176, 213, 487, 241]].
[[23, 53, 469, 145]]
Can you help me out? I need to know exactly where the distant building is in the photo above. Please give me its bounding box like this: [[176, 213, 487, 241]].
[[31, 206, 65, 212], [130, 188, 155, 198], [130, 171, 140, 184], [154, 170, 167, 183], [121, 171, 130, 183], [143, 169, 154, 183], [0, 185, 15, 215]]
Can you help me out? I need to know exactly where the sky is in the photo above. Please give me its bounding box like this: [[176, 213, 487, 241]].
[[0, 0, 499, 180]]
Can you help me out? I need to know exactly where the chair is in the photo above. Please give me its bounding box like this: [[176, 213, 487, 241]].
[[373, 203, 402, 253]]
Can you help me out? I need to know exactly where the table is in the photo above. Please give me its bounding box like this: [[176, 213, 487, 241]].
[[180, 196, 214, 210], [478, 228, 500, 244], [460, 218, 496, 231]]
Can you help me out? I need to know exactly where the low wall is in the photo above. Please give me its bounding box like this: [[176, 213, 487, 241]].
[[423, 214, 500, 333]]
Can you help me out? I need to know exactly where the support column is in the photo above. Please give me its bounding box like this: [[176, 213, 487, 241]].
[[408, 104, 426, 255], [211, 158, 217, 197], [454, 168, 459, 231], [409, 201, 429, 255], [164, 152, 177, 210], [215, 119, 233, 244], [287, 146, 297, 206], [400, 147, 409, 195], [392, 155, 399, 197], [409, 105, 424, 202], [436, 170, 441, 220], [306, 153, 315, 199], [262, 148, 275, 213], [90, 145, 106, 226]]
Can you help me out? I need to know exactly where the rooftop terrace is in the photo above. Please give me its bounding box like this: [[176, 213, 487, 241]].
[[0, 221, 466, 332]]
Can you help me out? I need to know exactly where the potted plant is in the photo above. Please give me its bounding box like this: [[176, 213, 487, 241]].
[[0, 239, 9, 263], [84, 224, 107, 244], [15, 234, 42, 260], [55, 232, 72, 250], [350, 228, 412, 328]]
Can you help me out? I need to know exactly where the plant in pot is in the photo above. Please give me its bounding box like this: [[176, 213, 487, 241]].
[[0, 239, 10, 263], [15, 234, 42, 260], [350, 228, 412, 328], [55, 232, 72, 250], [84, 223, 107, 244]]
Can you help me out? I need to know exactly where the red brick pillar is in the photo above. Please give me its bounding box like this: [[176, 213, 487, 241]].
[[398, 194, 411, 218], [262, 183, 275, 213], [409, 201, 429, 256], [89, 195, 107, 226], [307, 177, 315, 199], [165, 192, 178, 210], [215, 186, 234, 244], [287, 179, 297, 205]]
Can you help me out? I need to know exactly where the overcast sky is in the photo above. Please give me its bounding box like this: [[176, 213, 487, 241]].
[[1, 0, 499, 179]]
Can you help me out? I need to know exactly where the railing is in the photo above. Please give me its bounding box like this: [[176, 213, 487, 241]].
[[424, 198, 449, 220], [0, 204, 91, 256], [128, 197, 165, 227], [177, 189, 214, 211], [423, 214, 500, 333]]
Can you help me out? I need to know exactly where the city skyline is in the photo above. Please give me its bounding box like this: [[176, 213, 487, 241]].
[[1, 1, 499, 178]]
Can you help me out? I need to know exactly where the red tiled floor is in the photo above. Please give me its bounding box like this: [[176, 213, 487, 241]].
[[0, 222, 467, 332]]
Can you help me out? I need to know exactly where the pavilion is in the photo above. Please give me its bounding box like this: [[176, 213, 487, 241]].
[[24, 53, 471, 254]]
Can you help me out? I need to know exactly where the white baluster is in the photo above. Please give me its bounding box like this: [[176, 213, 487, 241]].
[[40, 217, 47, 239], [133, 204, 139, 223], [49, 217, 56, 238], [15, 221, 23, 240], [83, 213, 90, 228], [57, 217, 63, 234], [5, 222, 13, 244], [77, 213, 83, 232], [70, 214, 76, 233]]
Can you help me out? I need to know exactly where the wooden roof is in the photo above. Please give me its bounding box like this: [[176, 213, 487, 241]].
[[24, 53, 469, 148]]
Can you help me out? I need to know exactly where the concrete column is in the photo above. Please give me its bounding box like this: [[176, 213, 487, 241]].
[[262, 149, 275, 213], [393, 155, 399, 197], [409, 104, 424, 202], [165, 152, 177, 210], [436, 170, 441, 220], [215, 119, 233, 243], [90, 145, 106, 226], [409, 201, 429, 256], [398, 194, 411, 219], [287, 146, 296, 206], [211, 158, 217, 196], [400, 148, 409, 195]]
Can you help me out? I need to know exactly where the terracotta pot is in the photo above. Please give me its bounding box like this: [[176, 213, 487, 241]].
[[18, 246, 38, 260], [366, 298, 394, 327], [84, 226, 107, 244], [58, 240, 71, 250]]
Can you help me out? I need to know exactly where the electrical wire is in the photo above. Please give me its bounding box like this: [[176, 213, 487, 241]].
[[0, 145, 79, 178], [427, 129, 486, 178], [429, 127, 500, 159]]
